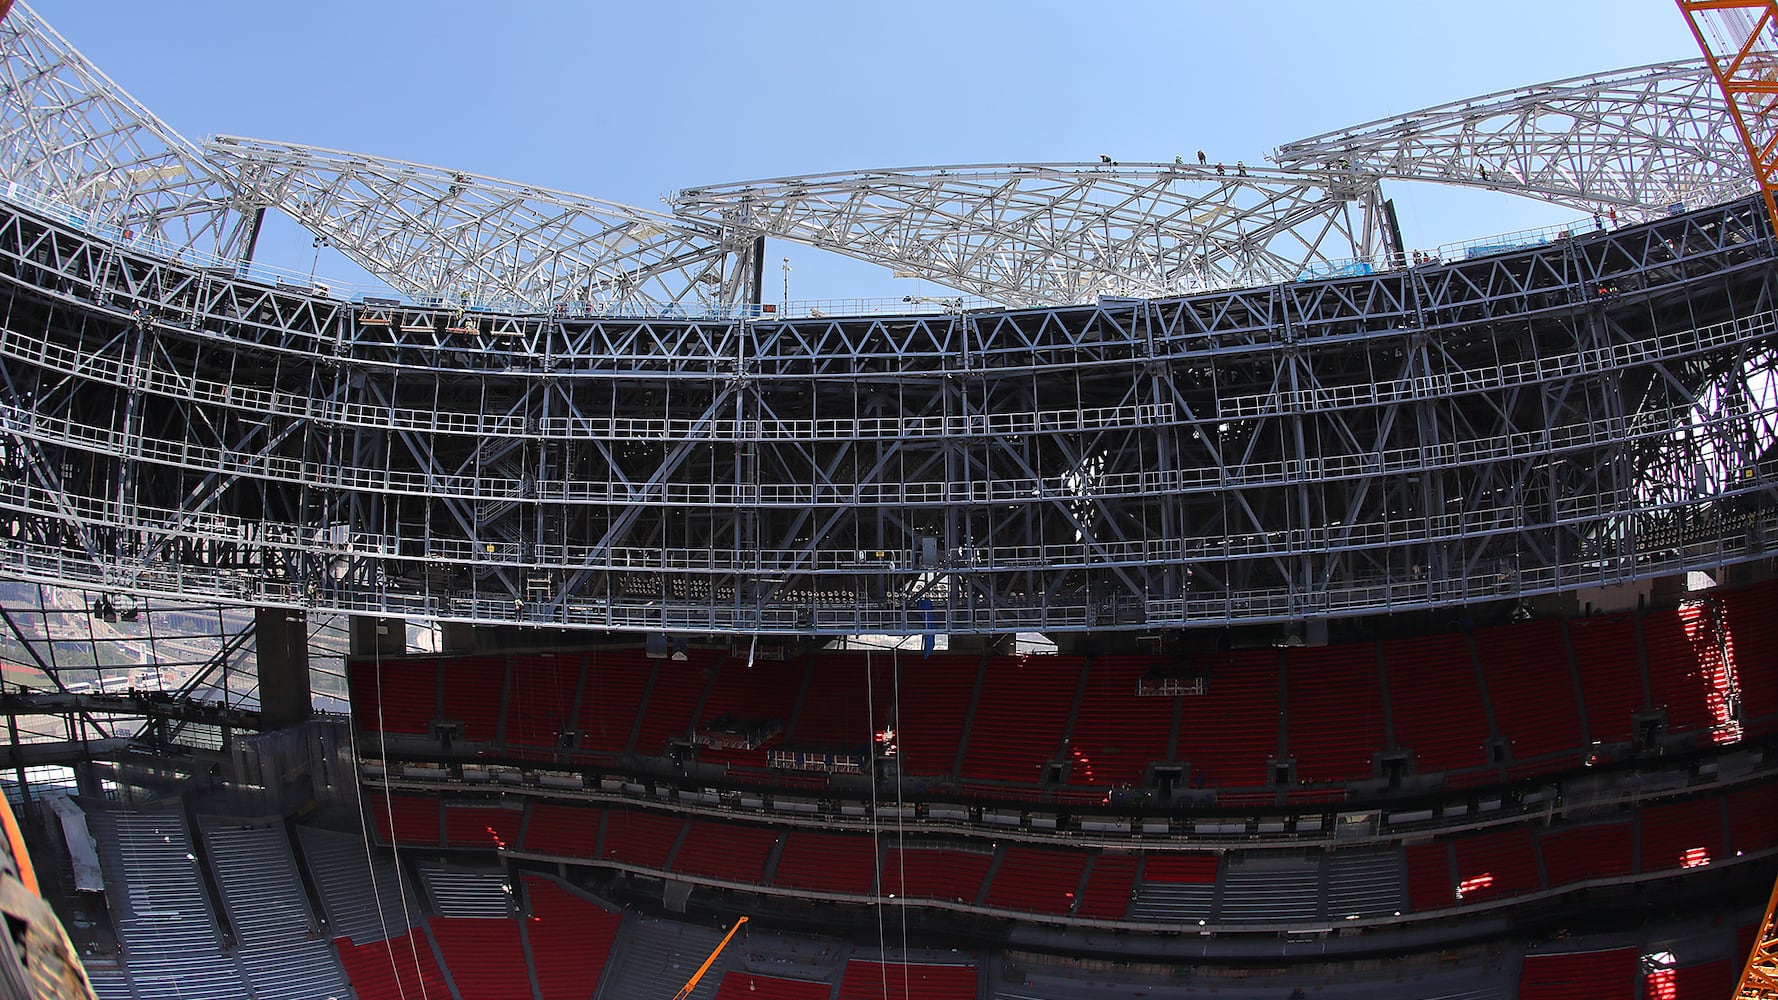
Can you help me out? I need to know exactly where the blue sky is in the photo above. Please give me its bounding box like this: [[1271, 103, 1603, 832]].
[[31, 1, 1700, 303]]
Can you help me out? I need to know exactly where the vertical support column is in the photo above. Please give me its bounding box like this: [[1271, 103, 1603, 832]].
[[255, 607, 312, 730], [348, 615, 405, 657]]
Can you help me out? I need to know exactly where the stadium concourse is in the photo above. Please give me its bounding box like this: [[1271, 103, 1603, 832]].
[[0, 1, 1775, 998]]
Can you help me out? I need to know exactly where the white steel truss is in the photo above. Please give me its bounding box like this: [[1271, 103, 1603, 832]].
[[669, 163, 1391, 308], [201, 136, 743, 315], [1274, 59, 1751, 219], [0, 3, 254, 259]]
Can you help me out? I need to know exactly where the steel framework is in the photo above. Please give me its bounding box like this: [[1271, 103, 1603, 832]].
[[0, 4, 255, 261], [0, 6, 1772, 639], [201, 137, 746, 316], [0, 193, 1772, 636], [1275, 60, 1751, 220], [670, 163, 1393, 307]]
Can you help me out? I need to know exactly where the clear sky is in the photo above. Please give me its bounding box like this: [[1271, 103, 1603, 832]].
[[29, 1, 1702, 304]]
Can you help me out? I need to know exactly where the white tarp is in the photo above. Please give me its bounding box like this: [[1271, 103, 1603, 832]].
[[43, 796, 103, 893]]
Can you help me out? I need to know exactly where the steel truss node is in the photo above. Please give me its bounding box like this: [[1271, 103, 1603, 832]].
[[671, 163, 1391, 308], [0, 3, 255, 260], [1275, 59, 1752, 220], [201, 136, 743, 316]]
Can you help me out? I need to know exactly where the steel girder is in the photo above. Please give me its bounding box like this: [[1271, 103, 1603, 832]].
[[1275, 59, 1752, 219], [201, 136, 744, 316], [0, 195, 1772, 637], [669, 164, 1392, 308], [0, 3, 254, 261]]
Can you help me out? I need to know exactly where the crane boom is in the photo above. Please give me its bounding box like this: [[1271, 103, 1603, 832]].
[[1678, 0, 1778, 233], [672, 916, 748, 1000]]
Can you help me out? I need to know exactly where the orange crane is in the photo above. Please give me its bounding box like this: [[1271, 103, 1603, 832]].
[[1679, 0, 1778, 232], [1674, 12, 1778, 997], [1738, 877, 1778, 999], [671, 916, 748, 1000]]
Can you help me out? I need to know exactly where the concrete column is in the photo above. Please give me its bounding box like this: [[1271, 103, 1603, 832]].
[[440, 621, 479, 653], [348, 615, 406, 657], [255, 607, 312, 730]]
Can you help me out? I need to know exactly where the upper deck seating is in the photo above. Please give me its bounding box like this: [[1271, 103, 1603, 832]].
[[788, 652, 897, 752], [576, 648, 654, 757], [88, 808, 246, 1000], [1568, 613, 1643, 745], [634, 651, 721, 756], [1716, 579, 1778, 735], [348, 656, 435, 736], [894, 653, 983, 778], [1175, 649, 1280, 791], [440, 654, 505, 743], [1284, 642, 1385, 784], [504, 652, 582, 754], [1641, 603, 1735, 739], [694, 655, 805, 771], [1475, 619, 1585, 774], [1382, 633, 1492, 778], [962, 655, 1080, 786], [1065, 655, 1176, 790]]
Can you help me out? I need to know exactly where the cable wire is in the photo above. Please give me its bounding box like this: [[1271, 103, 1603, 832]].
[[373, 634, 431, 1000]]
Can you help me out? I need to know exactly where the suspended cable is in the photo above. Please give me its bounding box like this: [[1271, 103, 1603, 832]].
[[865, 648, 888, 1000], [373, 634, 431, 1000]]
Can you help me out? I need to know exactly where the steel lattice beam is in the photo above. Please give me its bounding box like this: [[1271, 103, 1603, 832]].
[[202, 136, 743, 315], [0, 3, 254, 259], [670, 163, 1391, 307], [1275, 59, 1752, 219], [0, 192, 1771, 636]]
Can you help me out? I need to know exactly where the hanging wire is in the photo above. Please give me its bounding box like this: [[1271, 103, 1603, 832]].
[[343, 637, 409, 999], [892, 648, 911, 998], [373, 635, 431, 1000], [865, 648, 889, 1000]]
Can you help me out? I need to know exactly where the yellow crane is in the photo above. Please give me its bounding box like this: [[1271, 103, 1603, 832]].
[[672, 916, 748, 1000]]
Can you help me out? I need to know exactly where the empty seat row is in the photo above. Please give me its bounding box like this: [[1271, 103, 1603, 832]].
[[350, 582, 1776, 803]]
